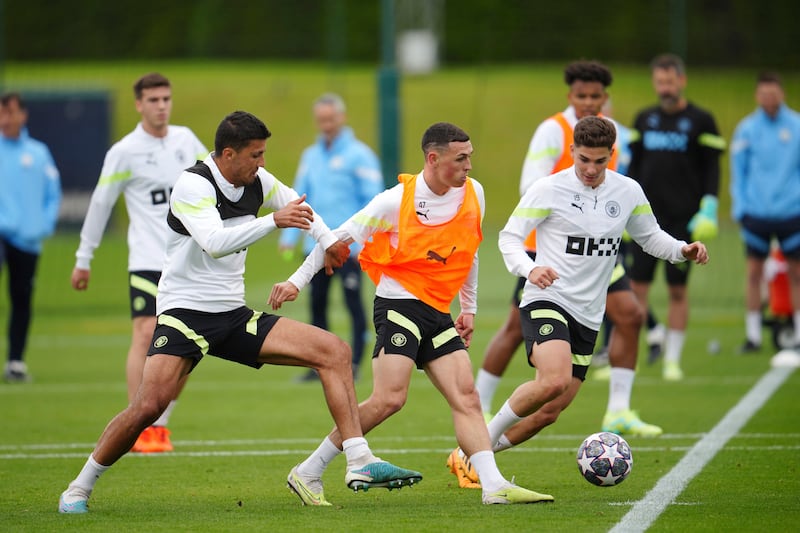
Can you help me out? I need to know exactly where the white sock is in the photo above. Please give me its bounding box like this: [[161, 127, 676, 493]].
[[469, 450, 507, 493], [342, 437, 376, 469], [745, 311, 762, 345], [298, 437, 341, 478], [492, 434, 513, 453], [606, 367, 635, 412], [487, 400, 524, 447], [152, 400, 177, 427], [664, 329, 685, 364], [475, 369, 501, 414], [794, 311, 800, 344], [72, 454, 109, 492]]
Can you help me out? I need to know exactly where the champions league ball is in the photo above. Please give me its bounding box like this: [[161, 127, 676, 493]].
[[576, 432, 633, 486]]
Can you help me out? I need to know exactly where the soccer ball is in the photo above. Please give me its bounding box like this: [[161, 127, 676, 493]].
[[576, 432, 633, 486]]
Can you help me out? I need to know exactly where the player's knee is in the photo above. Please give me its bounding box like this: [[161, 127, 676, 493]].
[[373, 389, 407, 416], [537, 375, 571, 403], [132, 396, 169, 426], [614, 304, 644, 330], [535, 406, 562, 428], [320, 337, 351, 368]]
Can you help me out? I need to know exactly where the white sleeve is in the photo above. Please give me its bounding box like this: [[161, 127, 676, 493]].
[[626, 183, 687, 263], [499, 181, 549, 278], [520, 120, 562, 195], [171, 174, 277, 258], [458, 253, 479, 315], [259, 170, 338, 252], [458, 180, 485, 314], [288, 187, 401, 291], [74, 146, 128, 269]]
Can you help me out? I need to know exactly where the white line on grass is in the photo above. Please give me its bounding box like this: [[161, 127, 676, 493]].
[[2, 431, 796, 452], [4, 443, 800, 461], [609, 365, 796, 533]]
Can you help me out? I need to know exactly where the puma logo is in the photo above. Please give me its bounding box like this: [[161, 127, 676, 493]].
[[571, 202, 584, 213], [426, 246, 456, 264], [416, 209, 430, 220]]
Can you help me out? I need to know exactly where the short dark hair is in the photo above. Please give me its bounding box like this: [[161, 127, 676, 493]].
[[573, 116, 616, 150], [564, 60, 613, 87], [757, 70, 782, 87], [421, 122, 470, 155], [133, 73, 171, 99], [650, 53, 685, 75], [214, 111, 271, 154], [0, 92, 26, 110]]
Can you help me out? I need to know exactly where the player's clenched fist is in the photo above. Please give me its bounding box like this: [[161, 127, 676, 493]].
[[323, 240, 351, 275], [527, 266, 559, 290], [268, 281, 299, 310]]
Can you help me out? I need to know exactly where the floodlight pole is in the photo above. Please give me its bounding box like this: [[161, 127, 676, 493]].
[[669, 0, 688, 60], [0, 0, 5, 91], [378, 0, 400, 187]]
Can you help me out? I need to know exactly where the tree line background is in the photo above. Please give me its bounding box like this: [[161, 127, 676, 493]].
[[4, 0, 798, 68]]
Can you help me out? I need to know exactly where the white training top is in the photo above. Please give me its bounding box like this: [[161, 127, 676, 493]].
[[288, 172, 485, 315], [156, 154, 337, 314], [75, 123, 208, 271], [499, 166, 686, 330], [520, 106, 622, 195]]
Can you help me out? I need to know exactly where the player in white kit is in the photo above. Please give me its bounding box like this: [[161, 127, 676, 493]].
[[71, 73, 207, 452], [454, 117, 708, 493], [59, 111, 420, 514]]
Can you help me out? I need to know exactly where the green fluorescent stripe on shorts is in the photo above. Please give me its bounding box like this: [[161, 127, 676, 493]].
[[387, 310, 422, 342], [529, 309, 568, 325], [130, 274, 158, 297], [573, 353, 592, 366], [432, 327, 459, 349], [157, 314, 210, 356], [609, 263, 625, 285], [247, 311, 263, 335]]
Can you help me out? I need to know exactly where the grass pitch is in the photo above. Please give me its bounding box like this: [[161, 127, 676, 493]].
[[1, 227, 798, 532], [1, 62, 799, 531]]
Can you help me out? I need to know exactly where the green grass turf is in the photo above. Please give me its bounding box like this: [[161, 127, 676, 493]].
[[1, 62, 799, 531], [1, 226, 798, 532]]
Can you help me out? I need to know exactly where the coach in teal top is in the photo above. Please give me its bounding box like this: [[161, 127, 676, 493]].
[[0, 92, 61, 382], [279, 93, 383, 381], [730, 71, 800, 353]]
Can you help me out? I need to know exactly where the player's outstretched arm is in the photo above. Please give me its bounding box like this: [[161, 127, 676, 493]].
[[681, 241, 709, 265]]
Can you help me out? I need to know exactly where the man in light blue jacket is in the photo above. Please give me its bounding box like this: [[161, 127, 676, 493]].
[[280, 94, 383, 381], [731, 72, 800, 353], [0, 92, 61, 382]]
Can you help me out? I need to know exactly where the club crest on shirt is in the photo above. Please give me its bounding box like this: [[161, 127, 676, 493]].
[[605, 201, 621, 218]]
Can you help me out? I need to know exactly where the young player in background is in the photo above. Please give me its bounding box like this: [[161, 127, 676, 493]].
[[71, 73, 207, 452]]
